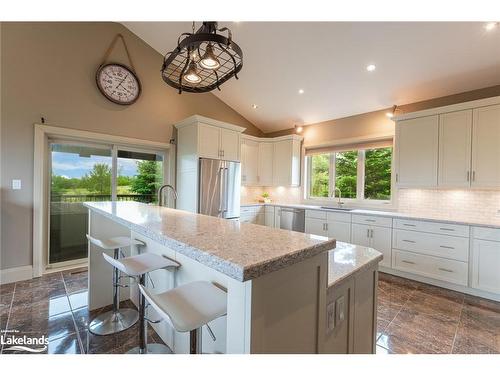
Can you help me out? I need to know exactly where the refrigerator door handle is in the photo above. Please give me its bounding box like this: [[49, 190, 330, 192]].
[[218, 165, 224, 217]]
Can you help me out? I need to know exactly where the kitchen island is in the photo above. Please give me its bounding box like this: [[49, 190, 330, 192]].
[[84, 201, 381, 353]]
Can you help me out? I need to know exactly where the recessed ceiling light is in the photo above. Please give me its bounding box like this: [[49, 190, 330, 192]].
[[252, 104, 258, 109], [298, 89, 304, 94], [485, 22, 498, 31], [295, 125, 303, 133], [366, 64, 376, 72]]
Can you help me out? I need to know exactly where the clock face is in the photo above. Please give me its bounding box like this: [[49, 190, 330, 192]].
[[96, 63, 141, 105]]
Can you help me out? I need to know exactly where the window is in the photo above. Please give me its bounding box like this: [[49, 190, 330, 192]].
[[307, 144, 393, 203]]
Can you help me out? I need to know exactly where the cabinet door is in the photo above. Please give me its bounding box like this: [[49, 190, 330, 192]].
[[198, 125, 221, 159], [472, 239, 500, 294], [471, 104, 500, 187], [305, 217, 328, 237], [396, 115, 438, 187], [241, 139, 259, 185], [273, 140, 292, 186], [327, 221, 351, 243], [258, 142, 274, 186], [265, 210, 275, 227], [220, 129, 240, 161], [438, 110, 472, 187], [370, 226, 392, 268], [351, 224, 371, 247]]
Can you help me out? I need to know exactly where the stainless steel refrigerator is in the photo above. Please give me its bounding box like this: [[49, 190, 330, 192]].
[[198, 158, 241, 219]]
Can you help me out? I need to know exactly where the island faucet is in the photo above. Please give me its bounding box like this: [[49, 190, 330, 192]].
[[158, 184, 178, 208], [331, 187, 344, 208]]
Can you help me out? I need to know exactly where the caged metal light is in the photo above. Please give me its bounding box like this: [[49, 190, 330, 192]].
[[161, 21, 243, 94]]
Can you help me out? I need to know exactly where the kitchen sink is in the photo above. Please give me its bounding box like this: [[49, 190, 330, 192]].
[[320, 206, 354, 211]]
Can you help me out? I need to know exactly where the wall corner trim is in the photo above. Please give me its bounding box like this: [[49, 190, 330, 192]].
[[0, 265, 33, 285]]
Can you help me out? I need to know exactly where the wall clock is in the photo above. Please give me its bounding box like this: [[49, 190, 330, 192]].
[[96, 63, 141, 105]]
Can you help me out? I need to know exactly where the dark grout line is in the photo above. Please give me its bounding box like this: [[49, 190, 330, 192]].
[[61, 272, 85, 354]]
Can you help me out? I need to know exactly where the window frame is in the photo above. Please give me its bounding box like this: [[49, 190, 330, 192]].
[[305, 146, 394, 206]]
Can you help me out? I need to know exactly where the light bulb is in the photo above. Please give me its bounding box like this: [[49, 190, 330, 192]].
[[385, 112, 394, 118], [199, 44, 221, 70], [295, 125, 303, 133], [183, 61, 201, 84]]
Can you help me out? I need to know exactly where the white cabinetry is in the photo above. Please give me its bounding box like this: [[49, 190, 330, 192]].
[[351, 221, 392, 268], [471, 227, 500, 294], [304, 210, 351, 241], [240, 135, 302, 187], [175, 115, 245, 213], [395, 115, 439, 187], [438, 110, 472, 187], [471, 104, 500, 188], [241, 138, 259, 185]]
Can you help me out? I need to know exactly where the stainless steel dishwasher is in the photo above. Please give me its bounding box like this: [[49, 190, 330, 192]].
[[278, 207, 305, 233]]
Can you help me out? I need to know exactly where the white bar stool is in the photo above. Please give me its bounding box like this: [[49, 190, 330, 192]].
[[102, 251, 180, 354], [86, 235, 145, 336], [139, 281, 227, 354]]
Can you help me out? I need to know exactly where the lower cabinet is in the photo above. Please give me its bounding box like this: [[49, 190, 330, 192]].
[[471, 227, 500, 294], [305, 217, 328, 237], [352, 223, 392, 268]]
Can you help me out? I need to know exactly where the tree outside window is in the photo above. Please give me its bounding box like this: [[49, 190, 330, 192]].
[[364, 147, 392, 200], [310, 153, 330, 198]]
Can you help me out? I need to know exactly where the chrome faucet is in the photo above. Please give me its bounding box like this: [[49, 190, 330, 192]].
[[331, 187, 344, 208], [158, 184, 178, 207]]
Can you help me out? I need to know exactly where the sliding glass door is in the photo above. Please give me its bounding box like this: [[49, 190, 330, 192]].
[[48, 141, 166, 267]]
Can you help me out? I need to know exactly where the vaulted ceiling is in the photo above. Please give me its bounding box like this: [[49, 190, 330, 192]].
[[123, 22, 500, 133]]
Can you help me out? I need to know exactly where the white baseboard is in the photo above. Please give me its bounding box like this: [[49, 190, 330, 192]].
[[0, 265, 33, 285]]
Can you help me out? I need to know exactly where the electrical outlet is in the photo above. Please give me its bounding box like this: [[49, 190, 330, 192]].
[[335, 296, 345, 325], [327, 302, 335, 331]]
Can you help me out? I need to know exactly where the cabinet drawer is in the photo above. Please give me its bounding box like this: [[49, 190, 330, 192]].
[[473, 226, 500, 242], [393, 229, 469, 262], [394, 218, 469, 237], [352, 214, 392, 228], [306, 209, 327, 220], [240, 206, 258, 214], [264, 206, 275, 214], [393, 250, 468, 286], [327, 212, 351, 223]]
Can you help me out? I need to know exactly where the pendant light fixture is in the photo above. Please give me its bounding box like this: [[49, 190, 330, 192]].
[[161, 22, 243, 94], [199, 43, 221, 70], [183, 60, 202, 83]]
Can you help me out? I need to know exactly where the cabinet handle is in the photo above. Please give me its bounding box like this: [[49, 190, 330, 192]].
[[466, 171, 470, 182], [472, 171, 476, 181], [396, 173, 399, 182], [403, 223, 416, 227], [439, 245, 455, 249], [438, 267, 454, 273], [325, 223, 329, 231], [402, 239, 416, 243], [439, 228, 455, 232], [402, 260, 415, 265], [367, 229, 370, 238], [365, 219, 376, 223], [370, 229, 374, 238]]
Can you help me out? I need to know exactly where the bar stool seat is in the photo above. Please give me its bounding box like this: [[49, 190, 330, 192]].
[[103, 251, 180, 354], [87, 235, 145, 336], [139, 281, 227, 353]]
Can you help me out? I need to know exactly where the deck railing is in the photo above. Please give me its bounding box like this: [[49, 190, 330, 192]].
[[51, 194, 156, 204]]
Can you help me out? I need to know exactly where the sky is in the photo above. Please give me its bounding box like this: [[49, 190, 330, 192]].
[[52, 152, 140, 178]]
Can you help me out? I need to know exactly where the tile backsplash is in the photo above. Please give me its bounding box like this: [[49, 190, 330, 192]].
[[398, 189, 500, 223], [241, 186, 302, 205]]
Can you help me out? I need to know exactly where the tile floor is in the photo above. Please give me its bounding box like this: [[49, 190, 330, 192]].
[[377, 273, 500, 354], [0, 267, 164, 354], [1, 268, 499, 354]]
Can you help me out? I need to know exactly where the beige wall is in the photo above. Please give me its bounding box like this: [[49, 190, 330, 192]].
[[0, 22, 262, 271], [266, 84, 500, 148]]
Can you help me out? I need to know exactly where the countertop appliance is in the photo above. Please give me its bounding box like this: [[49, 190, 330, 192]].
[[279, 207, 305, 233], [198, 158, 240, 220]]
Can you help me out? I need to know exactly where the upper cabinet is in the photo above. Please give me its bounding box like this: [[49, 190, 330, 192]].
[[176, 115, 244, 162], [395, 98, 500, 189], [438, 110, 472, 187], [471, 104, 500, 188], [395, 115, 439, 187], [241, 134, 302, 187]]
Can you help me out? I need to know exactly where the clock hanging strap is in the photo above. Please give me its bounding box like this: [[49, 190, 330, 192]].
[[100, 33, 137, 73]]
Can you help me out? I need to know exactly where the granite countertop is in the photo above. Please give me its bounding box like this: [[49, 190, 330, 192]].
[[84, 201, 336, 282], [328, 242, 383, 288], [241, 203, 500, 229]]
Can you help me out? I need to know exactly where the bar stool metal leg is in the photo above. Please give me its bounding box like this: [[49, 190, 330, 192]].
[[127, 274, 171, 354], [89, 248, 139, 336], [189, 328, 202, 354]]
